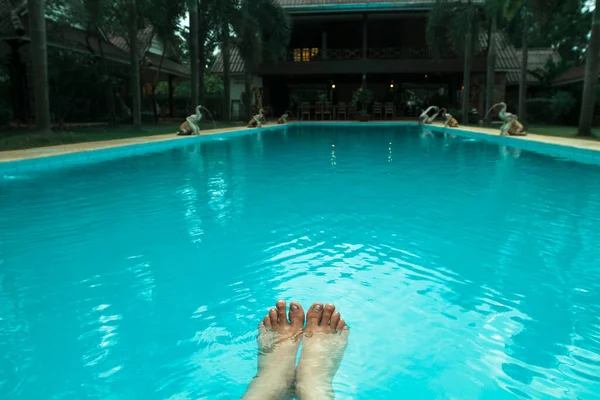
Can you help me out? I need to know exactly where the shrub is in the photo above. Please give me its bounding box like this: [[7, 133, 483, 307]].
[[550, 91, 576, 123], [526, 98, 553, 123], [0, 108, 11, 127]]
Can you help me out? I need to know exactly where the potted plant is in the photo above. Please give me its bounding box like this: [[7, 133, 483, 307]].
[[353, 87, 373, 122]]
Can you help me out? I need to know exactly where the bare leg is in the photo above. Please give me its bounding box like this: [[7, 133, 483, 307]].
[[295, 303, 350, 400], [242, 300, 305, 400]]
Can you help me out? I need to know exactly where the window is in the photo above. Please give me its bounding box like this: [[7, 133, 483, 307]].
[[292, 48, 320, 62]]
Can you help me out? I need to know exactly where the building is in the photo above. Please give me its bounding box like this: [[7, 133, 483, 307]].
[[0, 0, 190, 123], [212, 0, 560, 120]]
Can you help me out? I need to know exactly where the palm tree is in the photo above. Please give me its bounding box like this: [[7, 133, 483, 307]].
[[189, 0, 200, 109], [426, 0, 480, 125], [127, 0, 142, 129], [484, 0, 502, 126], [578, 0, 600, 137], [231, 0, 291, 120], [146, 0, 185, 122], [28, 0, 52, 133]]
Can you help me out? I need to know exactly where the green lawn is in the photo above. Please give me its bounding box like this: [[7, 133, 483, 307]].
[[0, 121, 245, 152], [525, 124, 600, 140]]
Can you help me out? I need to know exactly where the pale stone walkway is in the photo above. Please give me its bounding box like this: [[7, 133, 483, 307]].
[[1, 122, 599, 163]]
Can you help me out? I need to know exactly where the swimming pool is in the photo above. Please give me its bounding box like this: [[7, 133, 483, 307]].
[[1, 124, 600, 399]]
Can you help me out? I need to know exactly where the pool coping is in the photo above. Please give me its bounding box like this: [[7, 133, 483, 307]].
[[1, 122, 600, 175]]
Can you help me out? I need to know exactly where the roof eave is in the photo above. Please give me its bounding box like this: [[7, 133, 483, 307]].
[[282, 2, 438, 14]]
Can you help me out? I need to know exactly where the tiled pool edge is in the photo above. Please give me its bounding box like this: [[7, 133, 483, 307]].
[[425, 125, 600, 164], [0, 125, 282, 175], [2, 122, 600, 175]]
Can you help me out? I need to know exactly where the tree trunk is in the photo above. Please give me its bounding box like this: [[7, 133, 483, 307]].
[[578, 0, 600, 136], [222, 20, 231, 121], [128, 0, 142, 129], [244, 69, 252, 121], [97, 39, 117, 126], [485, 15, 497, 126], [28, 0, 52, 133], [198, 2, 208, 106], [518, 8, 528, 127], [189, 0, 200, 110], [151, 45, 167, 124], [461, 22, 474, 125]]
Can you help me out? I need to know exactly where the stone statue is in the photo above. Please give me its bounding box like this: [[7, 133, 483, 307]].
[[418, 106, 440, 125], [247, 108, 266, 128], [480, 102, 526, 136], [440, 108, 459, 128], [277, 111, 290, 124], [178, 105, 203, 135]]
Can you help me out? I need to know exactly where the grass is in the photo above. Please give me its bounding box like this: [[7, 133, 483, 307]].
[[0, 121, 245, 152], [525, 124, 600, 140], [2, 120, 599, 152]]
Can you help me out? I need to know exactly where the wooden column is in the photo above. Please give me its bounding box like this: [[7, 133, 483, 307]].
[[362, 14, 368, 59], [322, 31, 328, 60], [168, 74, 174, 118]]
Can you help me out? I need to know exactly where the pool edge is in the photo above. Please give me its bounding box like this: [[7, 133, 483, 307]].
[[2, 122, 600, 174]]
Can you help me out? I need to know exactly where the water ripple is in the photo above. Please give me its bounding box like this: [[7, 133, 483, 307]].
[[1, 125, 600, 398]]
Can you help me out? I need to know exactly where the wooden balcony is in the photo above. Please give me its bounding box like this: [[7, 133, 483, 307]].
[[259, 47, 486, 75]]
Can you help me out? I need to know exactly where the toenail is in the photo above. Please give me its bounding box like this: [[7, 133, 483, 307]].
[[314, 304, 323, 311], [291, 304, 298, 311], [270, 308, 276, 312]]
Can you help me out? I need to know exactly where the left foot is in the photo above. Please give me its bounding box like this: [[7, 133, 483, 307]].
[[242, 300, 305, 400]]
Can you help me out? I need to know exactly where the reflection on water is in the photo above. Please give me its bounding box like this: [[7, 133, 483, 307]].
[[1, 125, 600, 399]]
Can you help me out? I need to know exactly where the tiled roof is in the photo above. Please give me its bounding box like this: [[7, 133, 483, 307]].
[[505, 48, 560, 85], [477, 31, 520, 70], [107, 26, 155, 55], [211, 47, 245, 74], [554, 65, 586, 86], [277, 0, 434, 5]]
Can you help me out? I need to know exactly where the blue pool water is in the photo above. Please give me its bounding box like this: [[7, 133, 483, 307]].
[[1, 124, 600, 399]]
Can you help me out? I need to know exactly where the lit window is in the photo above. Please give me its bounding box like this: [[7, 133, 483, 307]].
[[311, 48, 319, 58], [293, 48, 301, 62], [302, 48, 310, 62]]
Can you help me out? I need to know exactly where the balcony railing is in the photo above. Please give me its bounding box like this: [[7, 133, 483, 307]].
[[286, 47, 471, 62]]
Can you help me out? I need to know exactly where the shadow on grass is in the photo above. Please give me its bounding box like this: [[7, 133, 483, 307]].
[[0, 121, 245, 151]]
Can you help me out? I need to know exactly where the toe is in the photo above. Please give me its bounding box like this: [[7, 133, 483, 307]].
[[288, 301, 305, 329], [322, 303, 335, 327], [276, 300, 288, 325], [305, 302, 324, 329], [258, 322, 266, 334], [330, 311, 341, 330], [263, 315, 271, 327], [336, 318, 346, 332], [269, 308, 278, 326]]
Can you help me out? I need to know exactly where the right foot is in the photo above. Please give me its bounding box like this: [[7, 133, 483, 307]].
[[295, 303, 349, 399], [242, 300, 305, 400]]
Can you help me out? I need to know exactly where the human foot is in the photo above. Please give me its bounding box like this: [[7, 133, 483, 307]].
[[241, 300, 305, 400], [295, 303, 350, 400]]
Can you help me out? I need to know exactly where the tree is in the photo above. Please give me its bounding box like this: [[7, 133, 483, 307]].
[[231, 0, 291, 120], [146, 0, 185, 122], [578, 0, 600, 136], [28, 0, 52, 133], [127, 0, 142, 129], [189, 0, 199, 109], [484, 0, 502, 126], [426, 0, 480, 125]]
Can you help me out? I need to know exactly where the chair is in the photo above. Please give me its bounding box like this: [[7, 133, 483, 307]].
[[337, 102, 347, 120], [323, 102, 333, 120], [300, 102, 311, 120], [315, 102, 324, 120], [348, 103, 357, 120], [372, 102, 383, 119], [384, 102, 396, 120]]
